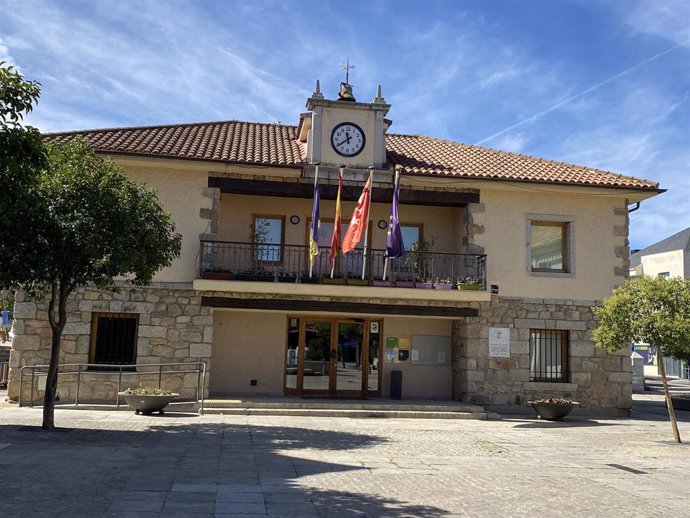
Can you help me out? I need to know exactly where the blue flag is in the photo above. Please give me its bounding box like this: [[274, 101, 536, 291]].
[[386, 170, 404, 258]]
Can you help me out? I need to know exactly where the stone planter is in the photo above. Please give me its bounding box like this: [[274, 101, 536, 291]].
[[119, 392, 179, 415], [458, 283, 481, 291], [529, 400, 580, 421], [394, 281, 415, 288], [434, 283, 454, 290], [372, 280, 392, 287]]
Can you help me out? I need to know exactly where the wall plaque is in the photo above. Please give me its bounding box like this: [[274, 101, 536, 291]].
[[489, 327, 511, 358]]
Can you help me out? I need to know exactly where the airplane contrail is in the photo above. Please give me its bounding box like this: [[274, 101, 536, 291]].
[[475, 41, 689, 146]]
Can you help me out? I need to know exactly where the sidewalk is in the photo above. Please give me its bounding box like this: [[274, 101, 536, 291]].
[[1, 391, 689, 517]]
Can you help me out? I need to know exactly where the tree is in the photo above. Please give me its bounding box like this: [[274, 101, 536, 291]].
[[0, 62, 47, 285], [1, 63, 182, 429], [593, 276, 690, 443], [39, 140, 183, 429]]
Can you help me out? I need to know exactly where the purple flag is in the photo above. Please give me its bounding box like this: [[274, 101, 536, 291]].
[[386, 170, 404, 258]]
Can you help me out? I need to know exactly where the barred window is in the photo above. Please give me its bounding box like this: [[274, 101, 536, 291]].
[[90, 312, 139, 367], [529, 329, 568, 382]]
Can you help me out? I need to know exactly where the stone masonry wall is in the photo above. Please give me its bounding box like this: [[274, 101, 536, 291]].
[[8, 284, 213, 403], [452, 296, 631, 415]]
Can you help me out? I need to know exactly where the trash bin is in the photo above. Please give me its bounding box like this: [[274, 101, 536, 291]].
[[390, 369, 402, 400]]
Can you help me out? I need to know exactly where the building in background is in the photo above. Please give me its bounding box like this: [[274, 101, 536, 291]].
[[630, 227, 690, 279], [630, 227, 690, 380], [7, 80, 662, 414]]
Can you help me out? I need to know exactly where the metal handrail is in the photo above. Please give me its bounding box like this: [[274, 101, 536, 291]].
[[19, 361, 207, 414], [199, 239, 487, 288]]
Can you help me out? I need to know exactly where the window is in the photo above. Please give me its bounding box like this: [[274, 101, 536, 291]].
[[253, 215, 285, 262], [529, 220, 570, 273], [658, 272, 671, 279], [529, 329, 568, 382], [90, 312, 139, 367], [401, 224, 423, 252]]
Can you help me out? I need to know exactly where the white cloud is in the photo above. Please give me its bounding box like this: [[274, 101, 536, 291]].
[[0, 36, 19, 69], [622, 0, 690, 47], [492, 132, 530, 154]]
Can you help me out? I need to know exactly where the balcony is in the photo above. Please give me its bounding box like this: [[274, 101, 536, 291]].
[[199, 240, 486, 290]]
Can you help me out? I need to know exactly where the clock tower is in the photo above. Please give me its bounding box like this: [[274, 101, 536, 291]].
[[297, 80, 391, 170]]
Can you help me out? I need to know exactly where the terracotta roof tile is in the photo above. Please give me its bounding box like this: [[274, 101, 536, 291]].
[[386, 133, 657, 190], [44, 120, 304, 168], [43, 120, 659, 191]]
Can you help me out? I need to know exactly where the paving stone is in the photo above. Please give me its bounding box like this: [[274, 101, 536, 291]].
[[0, 400, 689, 517], [171, 483, 218, 493], [214, 502, 267, 514], [216, 493, 265, 503], [162, 500, 215, 513]]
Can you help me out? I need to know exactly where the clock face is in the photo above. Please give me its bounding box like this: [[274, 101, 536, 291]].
[[331, 122, 366, 157]]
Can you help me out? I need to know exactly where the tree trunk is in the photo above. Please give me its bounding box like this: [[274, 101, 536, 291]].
[[657, 348, 682, 444], [42, 278, 68, 430], [41, 325, 63, 430]]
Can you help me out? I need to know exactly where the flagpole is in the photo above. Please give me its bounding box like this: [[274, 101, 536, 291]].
[[361, 167, 374, 280], [330, 167, 344, 278], [383, 168, 400, 281], [382, 169, 394, 281], [309, 165, 320, 278]]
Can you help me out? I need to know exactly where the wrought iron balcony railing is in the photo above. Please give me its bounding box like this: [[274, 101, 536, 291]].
[[199, 240, 487, 289]]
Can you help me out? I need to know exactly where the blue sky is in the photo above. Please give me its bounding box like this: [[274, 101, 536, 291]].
[[1, 0, 688, 250]]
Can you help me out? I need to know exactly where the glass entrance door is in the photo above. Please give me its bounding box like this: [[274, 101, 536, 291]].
[[302, 320, 332, 393], [287, 317, 382, 397], [336, 322, 364, 395]]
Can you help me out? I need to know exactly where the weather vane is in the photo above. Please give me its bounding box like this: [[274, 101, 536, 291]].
[[339, 58, 355, 85]]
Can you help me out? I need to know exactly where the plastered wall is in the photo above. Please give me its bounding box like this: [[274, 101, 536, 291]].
[[640, 250, 685, 278], [117, 163, 211, 282], [210, 310, 286, 395], [471, 188, 629, 300], [219, 193, 464, 253], [381, 317, 453, 399]]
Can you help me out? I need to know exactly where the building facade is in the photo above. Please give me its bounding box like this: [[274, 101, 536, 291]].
[[630, 227, 690, 279], [8, 82, 661, 414]]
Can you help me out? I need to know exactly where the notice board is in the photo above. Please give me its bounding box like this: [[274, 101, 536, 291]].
[[410, 335, 451, 366]]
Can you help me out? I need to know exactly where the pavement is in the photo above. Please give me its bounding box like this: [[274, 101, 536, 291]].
[[1, 386, 690, 517]]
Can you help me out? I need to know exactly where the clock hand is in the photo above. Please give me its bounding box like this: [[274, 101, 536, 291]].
[[336, 134, 353, 147]]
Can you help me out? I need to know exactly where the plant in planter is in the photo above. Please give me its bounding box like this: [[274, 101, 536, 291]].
[[321, 276, 346, 285], [346, 278, 369, 286], [529, 397, 580, 421], [119, 387, 179, 415], [417, 278, 435, 289], [201, 269, 232, 280], [457, 277, 481, 290], [407, 236, 436, 281], [434, 277, 454, 290]]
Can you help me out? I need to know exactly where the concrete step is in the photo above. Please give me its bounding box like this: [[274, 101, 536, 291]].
[[202, 407, 491, 419], [201, 398, 495, 419], [203, 399, 479, 411]]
